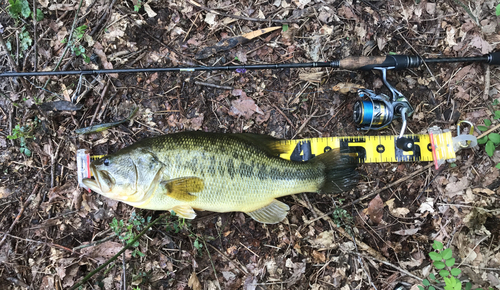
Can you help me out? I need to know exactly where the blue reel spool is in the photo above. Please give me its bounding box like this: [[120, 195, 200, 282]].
[[353, 99, 390, 128]]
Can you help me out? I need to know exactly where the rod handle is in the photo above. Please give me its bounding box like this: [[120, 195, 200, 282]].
[[487, 51, 500, 65], [338, 55, 422, 71]]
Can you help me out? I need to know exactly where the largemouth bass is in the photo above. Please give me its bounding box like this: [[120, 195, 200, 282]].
[[82, 132, 358, 224]]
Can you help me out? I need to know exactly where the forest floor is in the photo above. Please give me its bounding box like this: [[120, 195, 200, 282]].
[[1, 0, 500, 289]]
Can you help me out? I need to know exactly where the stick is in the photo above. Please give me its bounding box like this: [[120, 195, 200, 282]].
[[0, 185, 39, 248], [69, 215, 163, 290], [478, 122, 500, 139], [187, 0, 298, 23], [194, 81, 233, 90]]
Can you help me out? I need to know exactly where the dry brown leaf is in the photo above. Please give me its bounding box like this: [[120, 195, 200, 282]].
[[472, 188, 495, 195], [470, 35, 493, 54], [418, 198, 434, 213], [393, 228, 420, 235], [80, 241, 132, 264], [229, 90, 263, 119], [444, 177, 469, 198], [299, 72, 324, 83], [332, 82, 365, 94], [143, 2, 157, 18], [385, 198, 410, 217], [188, 271, 202, 290], [311, 250, 326, 263], [362, 194, 384, 225], [0, 187, 12, 199]]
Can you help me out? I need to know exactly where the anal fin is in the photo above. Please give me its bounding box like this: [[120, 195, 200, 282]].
[[172, 205, 197, 219], [246, 199, 290, 224]]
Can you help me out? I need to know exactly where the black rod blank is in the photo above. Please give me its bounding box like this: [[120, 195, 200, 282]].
[[1, 52, 499, 78]]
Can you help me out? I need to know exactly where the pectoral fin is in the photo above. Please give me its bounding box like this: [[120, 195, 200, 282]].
[[172, 205, 197, 219], [161, 177, 204, 202], [246, 199, 290, 224]]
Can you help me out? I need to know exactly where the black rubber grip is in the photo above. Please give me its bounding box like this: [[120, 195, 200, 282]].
[[487, 51, 500, 65]]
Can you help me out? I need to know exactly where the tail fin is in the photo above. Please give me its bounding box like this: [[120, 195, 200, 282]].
[[309, 148, 358, 193]]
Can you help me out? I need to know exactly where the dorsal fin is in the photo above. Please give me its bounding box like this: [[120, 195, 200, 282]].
[[229, 133, 291, 156]]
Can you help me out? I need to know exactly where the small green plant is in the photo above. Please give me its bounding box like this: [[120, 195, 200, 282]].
[[7, 123, 34, 157], [419, 241, 461, 290], [134, 0, 142, 12], [496, 3, 500, 16], [62, 25, 90, 63], [110, 212, 152, 257], [477, 101, 500, 169], [8, 0, 31, 19]]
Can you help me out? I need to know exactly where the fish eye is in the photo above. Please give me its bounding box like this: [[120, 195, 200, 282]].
[[103, 158, 110, 166]]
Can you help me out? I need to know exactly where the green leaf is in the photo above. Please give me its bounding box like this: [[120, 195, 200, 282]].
[[36, 8, 43, 21], [497, 3, 500, 16], [495, 110, 500, 119], [440, 270, 450, 278], [433, 241, 444, 250], [429, 287, 436, 290], [496, 163, 500, 169], [418, 286, 425, 290], [450, 268, 461, 276], [434, 261, 446, 269], [484, 119, 492, 127], [282, 24, 289, 32], [478, 136, 488, 145], [477, 125, 489, 132], [445, 258, 455, 267], [442, 248, 453, 260], [423, 279, 430, 286], [453, 277, 462, 290], [489, 133, 500, 145], [465, 282, 472, 290], [429, 273, 437, 281], [20, 0, 30, 18], [429, 252, 442, 261], [485, 140, 495, 157]]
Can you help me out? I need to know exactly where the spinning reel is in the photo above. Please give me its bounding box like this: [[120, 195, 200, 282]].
[[352, 67, 415, 151]]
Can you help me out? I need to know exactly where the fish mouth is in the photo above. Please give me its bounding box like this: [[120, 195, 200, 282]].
[[82, 164, 115, 194]]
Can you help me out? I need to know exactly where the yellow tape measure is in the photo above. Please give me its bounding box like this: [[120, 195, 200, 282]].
[[277, 132, 455, 163]]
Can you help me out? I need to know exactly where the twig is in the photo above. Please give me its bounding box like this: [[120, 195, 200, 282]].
[[187, 0, 297, 23], [70, 215, 164, 290], [0, 185, 39, 248], [195, 81, 233, 90], [32, 0, 37, 71], [72, 235, 115, 251], [0, 33, 33, 96], [272, 104, 295, 129], [293, 108, 319, 138], [22, 11, 70, 70], [89, 81, 110, 127], [478, 123, 500, 139], [49, 0, 85, 75], [206, 242, 249, 274], [51, 138, 64, 188], [201, 238, 222, 290], [352, 252, 432, 286]]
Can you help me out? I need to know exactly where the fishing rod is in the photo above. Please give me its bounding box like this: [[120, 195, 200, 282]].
[[2, 52, 499, 150]]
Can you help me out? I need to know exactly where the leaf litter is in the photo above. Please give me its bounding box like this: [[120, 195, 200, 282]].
[[1, 0, 500, 289]]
